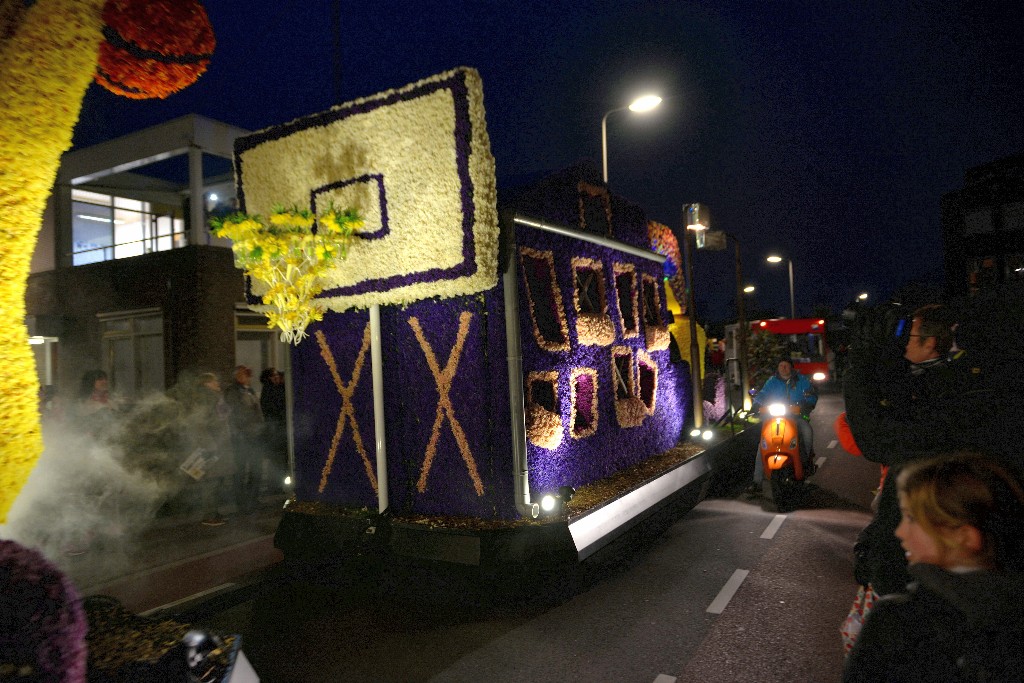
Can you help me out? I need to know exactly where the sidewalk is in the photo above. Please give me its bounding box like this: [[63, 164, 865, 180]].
[[58, 417, 757, 619], [60, 494, 286, 615]]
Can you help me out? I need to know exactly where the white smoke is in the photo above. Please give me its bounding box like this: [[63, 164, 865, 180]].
[[0, 382, 218, 585]]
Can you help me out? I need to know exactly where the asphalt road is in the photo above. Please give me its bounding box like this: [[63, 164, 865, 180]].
[[193, 391, 883, 683]]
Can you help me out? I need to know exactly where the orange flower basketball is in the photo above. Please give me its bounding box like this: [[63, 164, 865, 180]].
[[95, 0, 215, 100]]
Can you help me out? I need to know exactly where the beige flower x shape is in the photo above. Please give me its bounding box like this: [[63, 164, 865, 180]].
[[315, 325, 377, 494], [408, 312, 485, 496]]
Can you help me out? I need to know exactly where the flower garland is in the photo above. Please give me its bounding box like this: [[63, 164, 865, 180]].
[[0, 0, 106, 524], [0, 540, 88, 679], [647, 221, 686, 309], [211, 205, 362, 345], [95, 0, 215, 99]]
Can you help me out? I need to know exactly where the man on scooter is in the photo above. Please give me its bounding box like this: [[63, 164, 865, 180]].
[[748, 358, 818, 490]]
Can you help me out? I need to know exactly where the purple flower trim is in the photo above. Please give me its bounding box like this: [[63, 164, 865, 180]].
[[0, 540, 87, 682], [235, 69, 481, 299], [312, 174, 390, 240]]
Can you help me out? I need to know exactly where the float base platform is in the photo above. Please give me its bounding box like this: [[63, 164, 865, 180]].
[[274, 447, 715, 571]]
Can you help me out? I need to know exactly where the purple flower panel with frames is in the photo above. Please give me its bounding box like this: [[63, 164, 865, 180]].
[[290, 288, 516, 518]]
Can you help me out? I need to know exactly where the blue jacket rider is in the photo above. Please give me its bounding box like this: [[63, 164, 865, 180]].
[[751, 359, 817, 484]]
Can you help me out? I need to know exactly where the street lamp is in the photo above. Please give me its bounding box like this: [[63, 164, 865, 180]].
[[743, 285, 755, 294], [766, 254, 795, 318], [601, 94, 662, 184], [683, 203, 707, 429], [857, 292, 869, 301]]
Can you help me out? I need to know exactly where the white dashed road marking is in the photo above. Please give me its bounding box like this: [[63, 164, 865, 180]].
[[827, 439, 838, 449], [653, 675, 677, 683], [816, 456, 826, 467], [707, 568, 750, 614], [760, 514, 787, 539]]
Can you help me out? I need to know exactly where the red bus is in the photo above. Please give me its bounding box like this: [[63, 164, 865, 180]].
[[751, 318, 830, 382]]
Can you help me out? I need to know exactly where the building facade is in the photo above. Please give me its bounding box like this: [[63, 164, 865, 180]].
[[26, 115, 286, 401], [941, 152, 1024, 297]]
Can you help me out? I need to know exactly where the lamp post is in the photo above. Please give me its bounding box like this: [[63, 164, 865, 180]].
[[601, 94, 662, 184], [727, 234, 752, 410], [683, 203, 707, 429], [766, 254, 795, 318]]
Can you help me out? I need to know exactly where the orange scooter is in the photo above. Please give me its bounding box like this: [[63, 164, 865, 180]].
[[758, 401, 810, 511]]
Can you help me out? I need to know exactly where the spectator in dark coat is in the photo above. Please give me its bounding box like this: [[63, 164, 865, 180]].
[[259, 367, 287, 494], [844, 452, 1024, 683], [843, 304, 994, 596], [223, 365, 263, 512]]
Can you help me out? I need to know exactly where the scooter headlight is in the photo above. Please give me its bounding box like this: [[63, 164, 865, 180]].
[[768, 403, 787, 417]]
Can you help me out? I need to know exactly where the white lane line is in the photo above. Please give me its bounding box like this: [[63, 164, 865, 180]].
[[761, 514, 787, 539], [653, 676, 677, 683], [827, 439, 838, 449], [707, 568, 749, 614], [816, 455, 826, 467], [141, 582, 237, 616]]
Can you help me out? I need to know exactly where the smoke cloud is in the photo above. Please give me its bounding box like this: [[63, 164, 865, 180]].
[[0, 377, 229, 585]]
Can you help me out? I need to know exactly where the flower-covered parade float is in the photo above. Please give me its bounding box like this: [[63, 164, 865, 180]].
[[229, 66, 712, 575], [0, 1, 255, 679]]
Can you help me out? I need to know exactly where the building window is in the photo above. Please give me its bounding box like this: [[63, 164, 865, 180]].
[[611, 346, 646, 427], [72, 189, 186, 265], [100, 309, 164, 400], [612, 350, 633, 400], [637, 350, 658, 414], [570, 368, 599, 439], [1005, 254, 1024, 281], [572, 256, 615, 346], [641, 274, 670, 351], [236, 309, 286, 387], [526, 371, 563, 450], [1002, 202, 1024, 232], [577, 181, 612, 237], [613, 263, 639, 338], [964, 209, 994, 236], [519, 248, 569, 352], [968, 257, 999, 293]]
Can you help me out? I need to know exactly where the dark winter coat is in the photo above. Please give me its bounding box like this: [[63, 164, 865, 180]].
[[844, 351, 993, 595], [223, 381, 263, 442], [844, 564, 1024, 683]]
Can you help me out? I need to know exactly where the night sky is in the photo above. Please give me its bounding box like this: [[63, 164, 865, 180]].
[[70, 0, 1024, 322]]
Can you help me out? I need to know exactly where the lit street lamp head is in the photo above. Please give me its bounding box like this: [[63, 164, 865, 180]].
[[601, 94, 663, 183], [765, 254, 796, 318], [628, 94, 662, 112]]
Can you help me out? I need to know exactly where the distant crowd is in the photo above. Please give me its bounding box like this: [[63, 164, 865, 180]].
[[39, 363, 289, 533]]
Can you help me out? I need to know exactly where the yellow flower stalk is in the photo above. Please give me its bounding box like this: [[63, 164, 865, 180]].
[[0, 0, 106, 523], [212, 205, 361, 345]]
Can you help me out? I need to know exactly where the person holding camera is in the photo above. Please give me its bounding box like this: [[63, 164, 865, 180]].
[[843, 303, 993, 597]]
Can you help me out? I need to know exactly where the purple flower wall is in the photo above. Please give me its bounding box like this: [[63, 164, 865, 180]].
[[290, 163, 693, 520], [292, 288, 515, 518], [514, 233, 688, 495]]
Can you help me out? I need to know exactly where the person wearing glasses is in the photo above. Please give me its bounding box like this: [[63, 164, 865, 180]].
[[843, 303, 993, 599]]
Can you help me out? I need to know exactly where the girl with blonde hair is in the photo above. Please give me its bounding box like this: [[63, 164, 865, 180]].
[[844, 452, 1024, 682]]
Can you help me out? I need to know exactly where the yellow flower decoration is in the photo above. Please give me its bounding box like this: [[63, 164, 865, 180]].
[[0, 0, 106, 523], [212, 204, 362, 345]]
